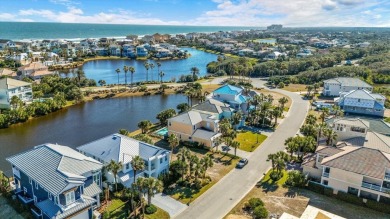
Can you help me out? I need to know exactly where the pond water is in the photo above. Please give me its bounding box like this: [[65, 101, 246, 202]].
[[62, 47, 218, 84], [0, 94, 187, 171]]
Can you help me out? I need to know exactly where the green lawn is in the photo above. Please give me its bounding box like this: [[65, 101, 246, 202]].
[[235, 131, 267, 152], [260, 169, 288, 186], [171, 182, 216, 204], [104, 199, 128, 219], [145, 206, 170, 219], [385, 117, 390, 123]]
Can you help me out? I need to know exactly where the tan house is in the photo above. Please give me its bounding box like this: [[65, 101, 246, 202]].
[[280, 205, 345, 219], [0, 78, 33, 109], [0, 68, 17, 78], [167, 99, 233, 148], [17, 62, 52, 79]]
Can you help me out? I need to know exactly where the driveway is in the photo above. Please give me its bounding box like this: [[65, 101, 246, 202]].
[[150, 193, 187, 218], [175, 78, 309, 219]]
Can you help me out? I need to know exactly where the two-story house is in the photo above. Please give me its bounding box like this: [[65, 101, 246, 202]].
[[77, 134, 170, 188], [136, 46, 148, 57], [17, 62, 52, 79], [303, 146, 390, 203], [168, 99, 234, 148], [0, 78, 33, 109], [322, 77, 372, 97], [7, 144, 103, 219], [211, 84, 251, 113], [335, 89, 386, 117]]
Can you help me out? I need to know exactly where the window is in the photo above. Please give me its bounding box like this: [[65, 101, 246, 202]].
[[126, 163, 130, 169], [351, 126, 365, 133], [93, 173, 100, 186], [323, 180, 328, 186], [34, 195, 37, 203], [358, 99, 361, 102], [165, 156, 167, 161], [48, 193, 52, 200], [29, 177, 32, 184], [169, 122, 171, 126], [23, 187, 27, 193], [193, 125, 196, 130], [65, 191, 75, 205], [35, 182, 39, 190], [160, 158, 162, 164]]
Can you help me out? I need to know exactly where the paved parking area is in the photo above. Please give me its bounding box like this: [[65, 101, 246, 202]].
[[150, 193, 187, 217]]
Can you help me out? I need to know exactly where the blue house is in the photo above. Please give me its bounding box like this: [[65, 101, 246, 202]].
[[7, 144, 103, 219], [211, 84, 253, 113]]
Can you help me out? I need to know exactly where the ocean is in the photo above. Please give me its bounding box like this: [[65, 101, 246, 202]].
[[0, 22, 262, 41]]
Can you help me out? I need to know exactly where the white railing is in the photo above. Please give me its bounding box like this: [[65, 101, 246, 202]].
[[361, 181, 390, 193]]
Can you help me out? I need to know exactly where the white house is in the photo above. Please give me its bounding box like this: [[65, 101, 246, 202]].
[[322, 77, 372, 97], [77, 134, 170, 187], [335, 89, 386, 117], [0, 78, 33, 109]]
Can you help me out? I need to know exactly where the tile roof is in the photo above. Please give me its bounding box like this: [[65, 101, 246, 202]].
[[192, 99, 231, 114], [342, 89, 384, 101], [322, 147, 390, 179], [332, 117, 370, 128], [316, 146, 344, 156], [327, 116, 390, 135], [83, 183, 102, 197], [6, 144, 102, 195], [364, 132, 390, 154], [77, 133, 169, 164]]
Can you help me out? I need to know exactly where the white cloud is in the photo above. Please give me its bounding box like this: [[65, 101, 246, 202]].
[[2, 0, 390, 27]]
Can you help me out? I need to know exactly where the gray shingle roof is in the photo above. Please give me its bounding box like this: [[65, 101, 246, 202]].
[[77, 134, 169, 164], [324, 77, 372, 88], [322, 147, 390, 179], [192, 99, 231, 114], [192, 129, 221, 140], [342, 89, 381, 100], [6, 144, 102, 195], [169, 111, 203, 125]]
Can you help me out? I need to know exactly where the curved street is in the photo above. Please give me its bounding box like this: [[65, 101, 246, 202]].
[[175, 78, 309, 219]]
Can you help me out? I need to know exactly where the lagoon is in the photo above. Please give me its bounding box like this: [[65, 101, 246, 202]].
[[62, 47, 218, 84], [0, 94, 187, 171]]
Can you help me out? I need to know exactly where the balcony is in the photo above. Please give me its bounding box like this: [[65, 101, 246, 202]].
[[361, 181, 390, 193], [18, 193, 34, 204], [384, 173, 390, 181], [322, 172, 329, 178]]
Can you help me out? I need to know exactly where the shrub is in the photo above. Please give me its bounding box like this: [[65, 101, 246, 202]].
[[307, 181, 325, 194], [270, 171, 283, 181], [285, 170, 306, 187], [366, 200, 390, 214], [253, 205, 268, 219], [335, 191, 363, 206], [324, 187, 334, 197], [246, 198, 264, 209], [145, 204, 157, 214]]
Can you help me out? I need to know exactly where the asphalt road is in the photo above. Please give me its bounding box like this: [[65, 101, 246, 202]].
[[175, 78, 309, 219]]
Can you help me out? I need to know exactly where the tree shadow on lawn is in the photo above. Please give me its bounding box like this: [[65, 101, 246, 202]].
[[283, 186, 301, 198], [256, 178, 279, 193], [169, 184, 199, 200], [213, 153, 234, 166]]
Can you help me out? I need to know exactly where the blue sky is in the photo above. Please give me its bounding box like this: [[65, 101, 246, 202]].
[[0, 0, 389, 26]]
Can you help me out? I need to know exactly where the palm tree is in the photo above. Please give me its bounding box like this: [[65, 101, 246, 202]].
[[306, 114, 317, 125], [119, 129, 129, 136], [115, 68, 121, 90], [278, 97, 288, 110], [159, 71, 165, 84], [323, 128, 337, 146], [320, 108, 330, 124], [149, 63, 155, 81], [142, 177, 163, 206], [231, 111, 243, 129], [200, 155, 213, 178], [123, 65, 129, 87], [107, 160, 122, 191], [131, 156, 145, 184], [267, 153, 278, 171], [168, 134, 179, 161], [306, 85, 314, 98], [137, 120, 152, 134], [332, 105, 344, 118], [129, 66, 135, 87], [230, 141, 240, 156], [260, 101, 272, 127], [144, 61, 150, 82], [315, 123, 327, 146], [157, 62, 161, 81], [271, 107, 282, 127], [190, 66, 199, 81]]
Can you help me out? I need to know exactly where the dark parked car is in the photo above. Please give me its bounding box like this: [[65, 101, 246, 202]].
[[236, 158, 248, 168]]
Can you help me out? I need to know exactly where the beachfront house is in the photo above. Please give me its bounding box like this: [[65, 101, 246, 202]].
[[136, 45, 148, 57], [335, 89, 386, 117], [17, 62, 52, 79], [322, 77, 372, 97], [77, 134, 170, 188], [0, 78, 33, 109], [6, 144, 103, 219]]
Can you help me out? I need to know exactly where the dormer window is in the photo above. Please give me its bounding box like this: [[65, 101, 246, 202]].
[[65, 191, 75, 205]]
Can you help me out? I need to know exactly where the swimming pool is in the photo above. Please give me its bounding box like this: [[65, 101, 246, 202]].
[[155, 127, 168, 137]]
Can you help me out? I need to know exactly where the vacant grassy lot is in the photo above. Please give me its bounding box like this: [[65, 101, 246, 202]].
[[281, 84, 308, 92], [225, 170, 390, 219], [235, 131, 267, 152]]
